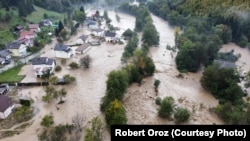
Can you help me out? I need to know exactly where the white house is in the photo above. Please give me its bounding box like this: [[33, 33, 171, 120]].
[[54, 44, 74, 58], [0, 95, 15, 119], [75, 43, 91, 54], [76, 34, 89, 45], [31, 57, 56, 77], [6, 41, 27, 57], [104, 31, 117, 42], [91, 28, 105, 37]]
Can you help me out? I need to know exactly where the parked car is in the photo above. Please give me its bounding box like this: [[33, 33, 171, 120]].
[[3, 60, 11, 65]]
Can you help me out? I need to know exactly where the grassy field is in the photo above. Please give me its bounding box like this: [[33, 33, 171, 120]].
[[26, 6, 64, 23], [0, 65, 25, 83]]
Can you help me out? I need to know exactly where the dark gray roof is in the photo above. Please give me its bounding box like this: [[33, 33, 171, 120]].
[[54, 44, 72, 53], [6, 41, 22, 49], [105, 31, 116, 37], [32, 57, 55, 65], [0, 95, 13, 112], [213, 59, 236, 69], [0, 50, 11, 58]]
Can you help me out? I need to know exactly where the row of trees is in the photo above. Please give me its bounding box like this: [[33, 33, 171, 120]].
[[200, 64, 250, 124], [100, 3, 158, 129]]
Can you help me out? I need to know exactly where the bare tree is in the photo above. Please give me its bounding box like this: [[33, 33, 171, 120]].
[[80, 55, 92, 69], [72, 113, 85, 132]]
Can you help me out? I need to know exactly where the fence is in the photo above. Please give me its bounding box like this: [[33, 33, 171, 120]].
[[0, 82, 49, 87]]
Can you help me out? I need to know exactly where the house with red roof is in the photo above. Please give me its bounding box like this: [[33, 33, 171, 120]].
[[17, 30, 37, 47], [28, 24, 41, 32]]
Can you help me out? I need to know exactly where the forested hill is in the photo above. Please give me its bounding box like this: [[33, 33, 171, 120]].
[[0, 0, 96, 15], [147, 0, 250, 42], [145, 0, 250, 72]]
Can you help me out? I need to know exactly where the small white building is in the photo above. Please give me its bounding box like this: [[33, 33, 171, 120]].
[[76, 34, 89, 45], [104, 31, 116, 42], [0, 95, 15, 119], [54, 44, 74, 58], [31, 57, 56, 77], [91, 28, 105, 37]]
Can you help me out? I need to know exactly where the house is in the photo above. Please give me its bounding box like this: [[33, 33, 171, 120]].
[[32, 57, 56, 77], [6, 41, 27, 57], [18, 30, 37, 47], [91, 28, 105, 37], [0, 57, 5, 65], [39, 19, 53, 26], [28, 24, 41, 32], [0, 49, 12, 61], [213, 59, 236, 69], [76, 35, 89, 45], [0, 84, 9, 95], [54, 44, 74, 58], [84, 19, 96, 27], [104, 31, 116, 42], [88, 39, 101, 46], [0, 95, 15, 119], [14, 25, 23, 33], [75, 43, 91, 54]]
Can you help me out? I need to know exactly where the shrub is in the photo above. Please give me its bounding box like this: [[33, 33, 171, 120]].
[[61, 59, 67, 65], [174, 107, 190, 123], [155, 97, 161, 105], [55, 66, 62, 72], [69, 62, 79, 69]]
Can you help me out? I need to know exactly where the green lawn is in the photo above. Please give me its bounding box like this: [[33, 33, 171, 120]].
[[26, 6, 64, 23], [0, 65, 25, 83]]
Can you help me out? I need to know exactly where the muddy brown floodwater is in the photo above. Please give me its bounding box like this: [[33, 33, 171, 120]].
[[1, 8, 225, 141]]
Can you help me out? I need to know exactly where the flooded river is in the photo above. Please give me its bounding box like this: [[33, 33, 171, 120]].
[[1, 7, 226, 141]]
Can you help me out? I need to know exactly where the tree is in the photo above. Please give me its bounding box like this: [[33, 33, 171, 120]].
[[42, 86, 56, 103], [41, 69, 51, 81], [154, 79, 161, 94], [106, 70, 129, 100], [105, 99, 127, 128], [13, 106, 33, 122], [158, 96, 175, 118], [72, 113, 84, 132], [84, 116, 105, 141], [174, 107, 190, 123], [41, 115, 54, 128], [69, 62, 79, 69], [142, 23, 159, 46], [57, 88, 67, 103], [49, 76, 58, 85], [75, 10, 86, 23], [63, 74, 76, 84], [80, 55, 92, 69]]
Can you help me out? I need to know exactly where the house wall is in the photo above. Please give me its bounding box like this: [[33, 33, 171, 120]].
[[106, 36, 115, 42], [76, 39, 84, 45], [33, 62, 56, 76], [76, 46, 91, 54], [55, 51, 73, 58], [92, 31, 104, 37], [0, 104, 15, 119], [10, 44, 27, 57]]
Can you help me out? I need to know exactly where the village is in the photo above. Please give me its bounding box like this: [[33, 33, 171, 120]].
[[0, 7, 131, 139]]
